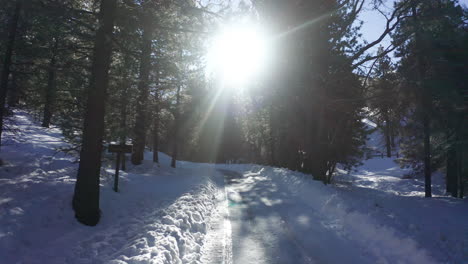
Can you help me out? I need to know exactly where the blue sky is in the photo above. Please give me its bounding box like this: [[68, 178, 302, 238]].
[[204, 0, 468, 57], [359, 0, 468, 49]]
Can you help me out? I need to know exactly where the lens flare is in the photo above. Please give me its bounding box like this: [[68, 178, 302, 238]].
[[207, 24, 269, 88]]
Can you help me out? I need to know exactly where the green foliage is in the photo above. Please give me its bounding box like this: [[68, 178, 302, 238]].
[[394, 0, 468, 176]]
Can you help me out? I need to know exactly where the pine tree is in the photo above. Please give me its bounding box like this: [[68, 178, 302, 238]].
[[394, 0, 467, 197], [131, 9, 154, 165], [367, 47, 400, 158], [0, 1, 21, 148], [72, 0, 117, 226]]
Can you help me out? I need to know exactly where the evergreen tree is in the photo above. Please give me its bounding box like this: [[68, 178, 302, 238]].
[[394, 0, 467, 197], [367, 46, 400, 158], [72, 0, 117, 226], [0, 1, 21, 147]]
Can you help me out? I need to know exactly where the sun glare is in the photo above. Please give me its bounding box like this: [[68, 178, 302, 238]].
[[207, 24, 269, 87]]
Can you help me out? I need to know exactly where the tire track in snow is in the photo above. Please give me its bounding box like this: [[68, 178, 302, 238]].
[[200, 170, 233, 264], [219, 169, 315, 264]]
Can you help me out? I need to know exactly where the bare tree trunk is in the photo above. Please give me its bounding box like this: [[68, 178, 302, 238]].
[[72, 0, 117, 226], [42, 38, 59, 128], [171, 85, 181, 168], [0, 1, 21, 148], [131, 16, 153, 165]]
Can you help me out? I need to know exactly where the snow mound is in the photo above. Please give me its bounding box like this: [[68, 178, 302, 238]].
[[96, 182, 218, 264]]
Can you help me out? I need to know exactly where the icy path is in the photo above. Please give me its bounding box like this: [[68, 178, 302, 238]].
[[213, 166, 446, 264], [218, 169, 369, 264]]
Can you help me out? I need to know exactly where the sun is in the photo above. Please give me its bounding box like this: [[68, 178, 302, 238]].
[[207, 23, 269, 87]]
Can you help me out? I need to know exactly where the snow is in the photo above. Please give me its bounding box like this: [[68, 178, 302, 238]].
[[219, 165, 425, 263], [1, 110, 467, 264], [0, 110, 224, 264], [334, 157, 468, 263]]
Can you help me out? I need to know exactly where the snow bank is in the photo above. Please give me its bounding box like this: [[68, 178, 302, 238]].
[[335, 156, 468, 263], [0, 110, 224, 264], [223, 163, 467, 264]]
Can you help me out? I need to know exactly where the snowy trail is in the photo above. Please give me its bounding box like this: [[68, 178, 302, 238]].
[[2, 110, 466, 264], [1, 110, 226, 264], [218, 169, 366, 264], [215, 166, 445, 264]]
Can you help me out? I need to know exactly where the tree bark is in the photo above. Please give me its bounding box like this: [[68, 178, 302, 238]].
[[171, 85, 181, 168], [0, 1, 21, 148], [119, 54, 131, 171], [389, 118, 396, 148], [454, 120, 465, 198], [268, 104, 276, 165], [383, 109, 392, 157], [131, 16, 153, 165], [412, 3, 431, 197], [153, 91, 159, 163], [446, 141, 457, 196], [422, 113, 432, 197], [42, 38, 59, 128], [7, 72, 19, 107], [72, 0, 117, 226]]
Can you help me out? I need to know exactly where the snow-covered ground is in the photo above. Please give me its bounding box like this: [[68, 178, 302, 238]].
[[0, 110, 225, 263], [219, 162, 467, 264], [1, 110, 467, 264]]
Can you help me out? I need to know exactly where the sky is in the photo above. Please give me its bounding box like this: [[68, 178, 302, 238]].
[[204, 0, 468, 60], [204, 0, 468, 45], [359, 0, 468, 51]]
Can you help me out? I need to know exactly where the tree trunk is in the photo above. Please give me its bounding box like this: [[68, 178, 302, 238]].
[[268, 104, 276, 165], [455, 135, 463, 198], [326, 161, 336, 184], [389, 117, 396, 148], [412, 4, 431, 197], [446, 142, 457, 196], [119, 54, 131, 171], [131, 17, 153, 165], [422, 103, 432, 197], [452, 119, 465, 198], [171, 85, 181, 168], [7, 71, 19, 107], [42, 38, 59, 128], [72, 0, 117, 226], [153, 91, 159, 163], [383, 109, 392, 157], [0, 1, 21, 148], [311, 103, 328, 182]]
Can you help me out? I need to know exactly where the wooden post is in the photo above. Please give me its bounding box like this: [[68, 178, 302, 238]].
[[108, 144, 132, 193]]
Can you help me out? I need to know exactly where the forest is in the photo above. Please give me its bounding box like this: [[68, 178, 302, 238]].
[[0, 0, 467, 262]]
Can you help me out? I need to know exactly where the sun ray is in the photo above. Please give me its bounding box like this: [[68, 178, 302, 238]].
[[206, 23, 269, 88]]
